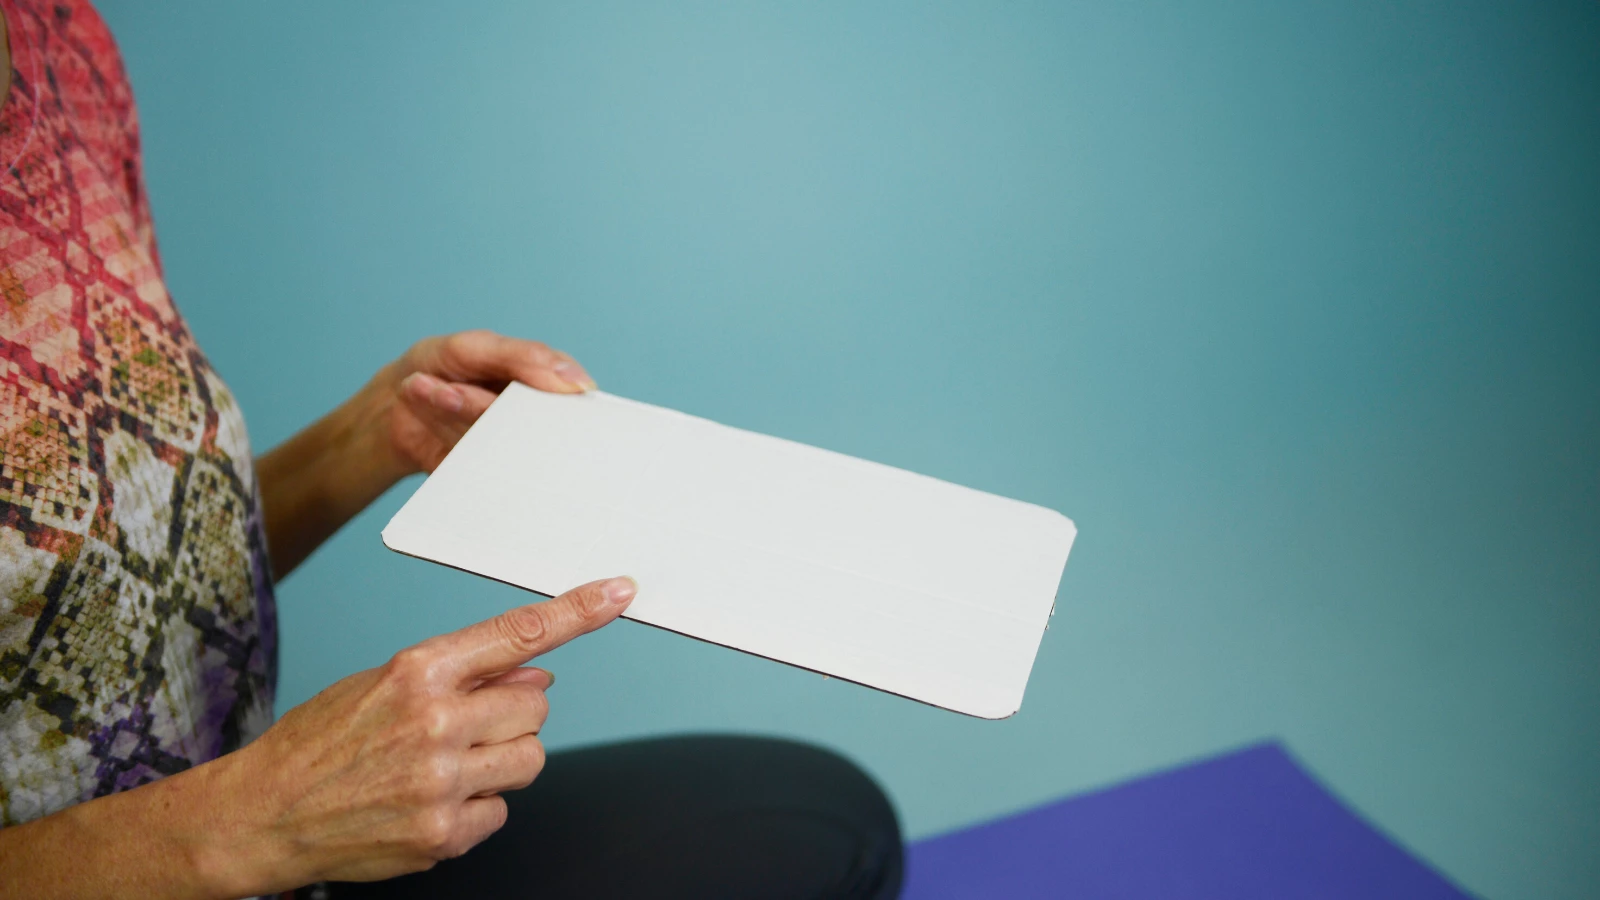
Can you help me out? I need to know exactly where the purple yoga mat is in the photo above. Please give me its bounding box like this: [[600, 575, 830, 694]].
[[901, 742, 1473, 899]]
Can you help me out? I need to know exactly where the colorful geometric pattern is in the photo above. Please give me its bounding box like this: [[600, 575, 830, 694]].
[[0, 0, 275, 826]]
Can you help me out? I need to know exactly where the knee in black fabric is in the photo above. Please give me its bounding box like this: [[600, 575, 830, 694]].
[[326, 734, 903, 900], [526, 735, 903, 899]]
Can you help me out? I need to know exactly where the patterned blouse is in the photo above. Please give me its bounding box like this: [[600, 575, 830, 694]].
[[0, 0, 276, 826]]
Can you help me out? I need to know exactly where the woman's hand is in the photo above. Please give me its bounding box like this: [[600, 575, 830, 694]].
[[213, 575, 636, 893], [0, 576, 636, 899], [257, 330, 597, 578], [378, 330, 597, 476]]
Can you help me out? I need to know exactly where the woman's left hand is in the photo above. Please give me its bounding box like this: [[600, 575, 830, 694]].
[[257, 329, 598, 579], [376, 330, 598, 475]]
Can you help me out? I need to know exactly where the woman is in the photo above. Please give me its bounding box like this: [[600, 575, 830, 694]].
[[0, 2, 903, 897]]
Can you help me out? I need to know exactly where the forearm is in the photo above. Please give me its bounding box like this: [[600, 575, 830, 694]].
[[0, 752, 284, 899], [257, 364, 414, 579]]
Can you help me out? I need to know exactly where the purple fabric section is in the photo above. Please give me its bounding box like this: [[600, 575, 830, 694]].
[[901, 742, 1474, 900]]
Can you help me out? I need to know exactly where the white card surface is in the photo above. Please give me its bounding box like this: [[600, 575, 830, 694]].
[[382, 383, 1076, 719]]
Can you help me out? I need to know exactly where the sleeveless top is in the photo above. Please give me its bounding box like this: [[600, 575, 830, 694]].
[[0, 0, 276, 827]]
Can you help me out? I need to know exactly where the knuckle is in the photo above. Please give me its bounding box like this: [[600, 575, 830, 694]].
[[574, 584, 611, 618], [410, 698, 455, 742], [492, 734, 544, 790], [409, 749, 460, 803], [402, 335, 439, 363], [494, 605, 549, 653], [526, 688, 550, 728], [519, 737, 547, 785], [487, 796, 510, 833], [441, 329, 490, 361], [412, 807, 458, 857], [387, 646, 443, 686], [456, 798, 509, 856]]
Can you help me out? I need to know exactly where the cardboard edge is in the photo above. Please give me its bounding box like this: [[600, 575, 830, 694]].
[[1044, 508, 1079, 542], [379, 535, 1020, 720], [379, 520, 408, 555]]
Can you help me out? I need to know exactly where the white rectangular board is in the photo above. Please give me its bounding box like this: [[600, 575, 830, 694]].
[[382, 383, 1076, 719]]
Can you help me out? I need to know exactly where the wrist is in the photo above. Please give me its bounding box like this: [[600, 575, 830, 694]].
[[256, 360, 422, 579], [177, 747, 298, 898], [335, 365, 420, 489]]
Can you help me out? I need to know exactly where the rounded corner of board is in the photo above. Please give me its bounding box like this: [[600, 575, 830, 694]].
[[955, 692, 1025, 720], [973, 703, 1023, 721], [379, 525, 407, 554]]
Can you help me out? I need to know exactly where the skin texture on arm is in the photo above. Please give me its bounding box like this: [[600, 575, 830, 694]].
[[0, 576, 636, 898], [256, 330, 597, 578]]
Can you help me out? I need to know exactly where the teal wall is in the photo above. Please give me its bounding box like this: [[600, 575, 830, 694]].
[[96, 2, 1598, 897]]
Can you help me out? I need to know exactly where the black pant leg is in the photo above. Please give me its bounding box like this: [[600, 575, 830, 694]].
[[324, 734, 904, 900]]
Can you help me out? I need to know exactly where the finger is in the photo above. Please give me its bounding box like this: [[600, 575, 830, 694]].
[[476, 666, 554, 691], [445, 795, 511, 858], [548, 350, 597, 394], [459, 682, 549, 746], [426, 576, 637, 684], [463, 733, 546, 797], [416, 330, 594, 394], [399, 372, 497, 434]]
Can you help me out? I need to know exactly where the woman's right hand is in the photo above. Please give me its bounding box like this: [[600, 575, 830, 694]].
[[204, 575, 637, 895]]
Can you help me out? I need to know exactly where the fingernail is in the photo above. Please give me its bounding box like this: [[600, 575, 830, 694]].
[[553, 360, 597, 391], [535, 667, 555, 688], [601, 576, 637, 606]]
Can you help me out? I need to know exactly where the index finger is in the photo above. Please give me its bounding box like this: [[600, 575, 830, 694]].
[[426, 576, 637, 686]]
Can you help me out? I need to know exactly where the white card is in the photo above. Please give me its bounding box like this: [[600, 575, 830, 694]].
[[382, 383, 1076, 718]]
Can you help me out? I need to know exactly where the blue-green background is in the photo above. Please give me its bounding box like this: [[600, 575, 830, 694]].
[[96, 2, 1598, 897]]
